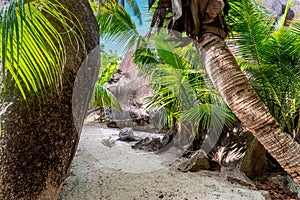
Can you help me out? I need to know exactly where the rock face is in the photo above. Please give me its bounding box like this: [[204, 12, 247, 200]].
[[268, 174, 300, 198], [262, 0, 300, 19], [240, 138, 269, 178], [176, 150, 210, 172], [106, 42, 159, 130]]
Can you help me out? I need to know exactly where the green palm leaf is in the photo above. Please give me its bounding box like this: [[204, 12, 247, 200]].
[[0, 0, 80, 100], [230, 0, 300, 136], [92, 1, 140, 53], [134, 33, 234, 130], [180, 104, 236, 138], [108, 0, 142, 24], [173, 43, 203, 70], [292, 20, 300, 55], [228, 0, 274, 63], [92, 82, 122, 112]]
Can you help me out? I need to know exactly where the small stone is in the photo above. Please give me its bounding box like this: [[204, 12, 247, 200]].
[[178, 150, 210, 172], [260, 190, 271, 200]]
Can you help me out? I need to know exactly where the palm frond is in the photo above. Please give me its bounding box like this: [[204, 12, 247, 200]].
[[196, 88, 228, 107], [134, 34, 232, 131], [229, 0, 300, 136], [92, 1, 140, 53], [92, 82, 122, 112], [132, 46, 159, 76], [228, 0, 274, 63], [292, 20, 300, 54], [157, 49, 188, 70], [125, 0, 142, 25], [180, 104, 236, 137], [173, 43, 203, 70], [237, 29, 300, 135], [0, 0, 81, 100], [154, 65, 198, 108]]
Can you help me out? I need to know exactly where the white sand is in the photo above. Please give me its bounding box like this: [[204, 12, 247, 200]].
[[59, 123, 266, 200]]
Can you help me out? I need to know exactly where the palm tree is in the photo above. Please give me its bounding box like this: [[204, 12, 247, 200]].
[[97, 1, 237, 154], [96, 0, 142, 29], [0, 0, 99, 198], [149, 0, 300, 187], [133, 33, 236, 141], [229, 0, 300, 139]]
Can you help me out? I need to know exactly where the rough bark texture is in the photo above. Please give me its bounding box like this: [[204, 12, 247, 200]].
[[152, 0, 300, 187], [197, 33, 300, 187], [0, 0, 99, 199]]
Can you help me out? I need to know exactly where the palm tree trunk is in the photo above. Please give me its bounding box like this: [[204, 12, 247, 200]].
[[197, 33, 300, 187], [0, 0, 99, 199]]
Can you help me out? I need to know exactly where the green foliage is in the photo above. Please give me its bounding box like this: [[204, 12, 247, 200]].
[[0, 0, 81, 100], [93, 0, 142, 24], [292, 20, 300, 54], [125, 0, 142, 25], [229, 0, 300, 137], [133, 33, 236, 136], [92, 1, 140, 53], [181, 104, 236, 135], [91, 49, 122, 112], [92, 83, 122, 112], [228, 0, 274, 63], [98, 49, 120, 85]]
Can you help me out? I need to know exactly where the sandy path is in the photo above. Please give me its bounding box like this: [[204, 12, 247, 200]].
[[59, 123, 265, 200]]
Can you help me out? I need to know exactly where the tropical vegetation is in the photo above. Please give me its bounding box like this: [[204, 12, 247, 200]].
[[0, 0, 300, 199], [229, 0, 300, 139], [96, 0, 300, 189], [135, 0, 300, 187], [90, 46, 122, 113], [133, 33, 236, 140]]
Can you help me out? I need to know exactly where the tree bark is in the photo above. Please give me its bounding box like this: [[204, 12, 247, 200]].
[[0, 0, 99, 199], [197, 33, 300, 187]]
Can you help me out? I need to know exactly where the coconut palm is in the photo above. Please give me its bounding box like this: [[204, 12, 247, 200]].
[[149, 0, 300, 186], [133, 33, 236, 140], [97, 2, 236, 137], [0, 0, 99, 198], [229, 0, 300, 139]]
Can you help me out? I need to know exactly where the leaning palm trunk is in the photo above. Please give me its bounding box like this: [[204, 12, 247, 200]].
[[0, 0, 99, 199], [149, 0, 300, 187], [197, 33, 300, 187]]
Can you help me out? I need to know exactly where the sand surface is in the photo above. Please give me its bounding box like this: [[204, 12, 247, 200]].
[[59, 123, 266, 200]]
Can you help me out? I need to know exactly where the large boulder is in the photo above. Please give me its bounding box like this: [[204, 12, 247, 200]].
[[106, 42, 161, 131], [262, 0, 300, 20]]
